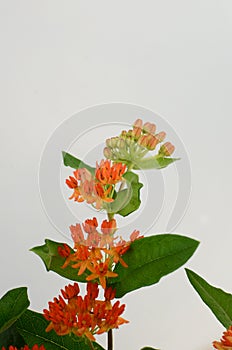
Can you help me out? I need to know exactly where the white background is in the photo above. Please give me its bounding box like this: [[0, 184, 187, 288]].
[[1, 1, 232, 349]]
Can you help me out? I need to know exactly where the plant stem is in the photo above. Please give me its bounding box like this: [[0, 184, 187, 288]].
[[87, 338, 95, 350], [107, 212, 115, 221], [107, 329, 113, 350]]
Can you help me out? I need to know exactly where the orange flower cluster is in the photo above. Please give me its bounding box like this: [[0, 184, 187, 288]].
[[2, 346, 45, 350], [43, 282, 128, 341], [66, 159, 126, 209], [104, 118, 175, 165], [58, 217, 142, 289], [213, 326, 232, 349]]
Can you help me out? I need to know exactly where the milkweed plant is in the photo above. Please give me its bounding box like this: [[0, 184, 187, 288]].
[[0, 119, 230, 349]]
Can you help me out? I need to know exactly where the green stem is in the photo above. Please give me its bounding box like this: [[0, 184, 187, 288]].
[[108, 329, 113, 350], [127, 163, 134, 172], [107, 212, 115, 221], [87, 338, 95, 350]]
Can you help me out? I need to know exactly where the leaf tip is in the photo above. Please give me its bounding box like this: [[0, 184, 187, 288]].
[[62, 150, 68, 165]]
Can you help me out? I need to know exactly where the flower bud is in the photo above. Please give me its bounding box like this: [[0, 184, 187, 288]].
[[117, 138, 126, 150], [120, 130, 127, 139], [159, 142, 175, 156], [138, 135, 149, 148], [147, 135, 158, 150], [107, 137, 119, 148], [105, 138, 112, 147], [156, 131, 166, 142], [104, 147, 113, 159], [132, 126, 142, 140], [143, 122, 156, 135], [125, 135, 133, 146], [133, 118, 143, 128]]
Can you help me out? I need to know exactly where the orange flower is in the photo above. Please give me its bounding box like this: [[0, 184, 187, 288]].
[[87, 281, 99, 300], [106, 230, 143, 267], [130, 229, 143, 241], [65, 174, 78, 189], [213, 326, 232, 349], [82, 218, 100, 247], [86, 259, 118, 289], [44, 282, 128, 342], [95, 160, 126, 185], [57, 243, 71, 257], [71, 245, 92, 275], [94, 182, 114, 208], [66, 164, 120, 209], [66, 169, 84, 202], [97, 301, 129, 334], [83, 217, 98, 234], [104, 286, 116, 301], [100, 219, 117, 247], [106, 245, 129, 268], [73, 312, 96, 341], [70, 223, 85, 245], [61, 282, 80, 300], [59, 218, 142, 284], [101, 219, 117, 235], [103, 286, 116, 309]]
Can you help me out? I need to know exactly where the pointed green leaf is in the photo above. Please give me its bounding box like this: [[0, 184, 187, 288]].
[[31, 239, 88, 283], [186, 269, 232, 328], [141, 347, 159, 350], [106, 171, 143, 217], [17, 310, 105, 350], [0, 287, 30, 334], [62, 151, 95, 174], [109, 234, 199, 298], [133, 156, 179, 170], [0, 324, 25, 347]]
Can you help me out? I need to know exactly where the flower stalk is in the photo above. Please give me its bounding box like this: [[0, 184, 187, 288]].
[[108, 329, 113, 350]]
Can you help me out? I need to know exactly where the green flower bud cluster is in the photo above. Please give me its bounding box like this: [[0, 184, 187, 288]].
[[103, 119, 175, 168]]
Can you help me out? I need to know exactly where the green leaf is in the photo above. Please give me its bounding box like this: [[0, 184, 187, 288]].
[[106, 171, 143, 217], [0, 323, 25, 347], [0, 287, 30, 334], [17, 310, 105, 350], [62, 151, 95, 174], [186, 269, 232, 328], [133, 156, 179, 170], [141, 347, 159, 350], [31, 239, 88, 283], [109, 234, 199, 298]]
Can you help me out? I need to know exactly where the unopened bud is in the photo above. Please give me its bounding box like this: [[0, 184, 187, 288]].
[[117, 138, 126, 149], [143, 122, 156, 135], [106, 137, 119, 148], [132, 126, 142, 140], [104, 147, 113, 159], [120, 130, 127, 139], [159, 142, 175, 156], [106, 138, 112, 148], [133, 118, 143, 128], [125, 134, 133, 146], [138, 135, 149, 148], [156, 131, 166, 142], [147, 135, 158, 150]]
